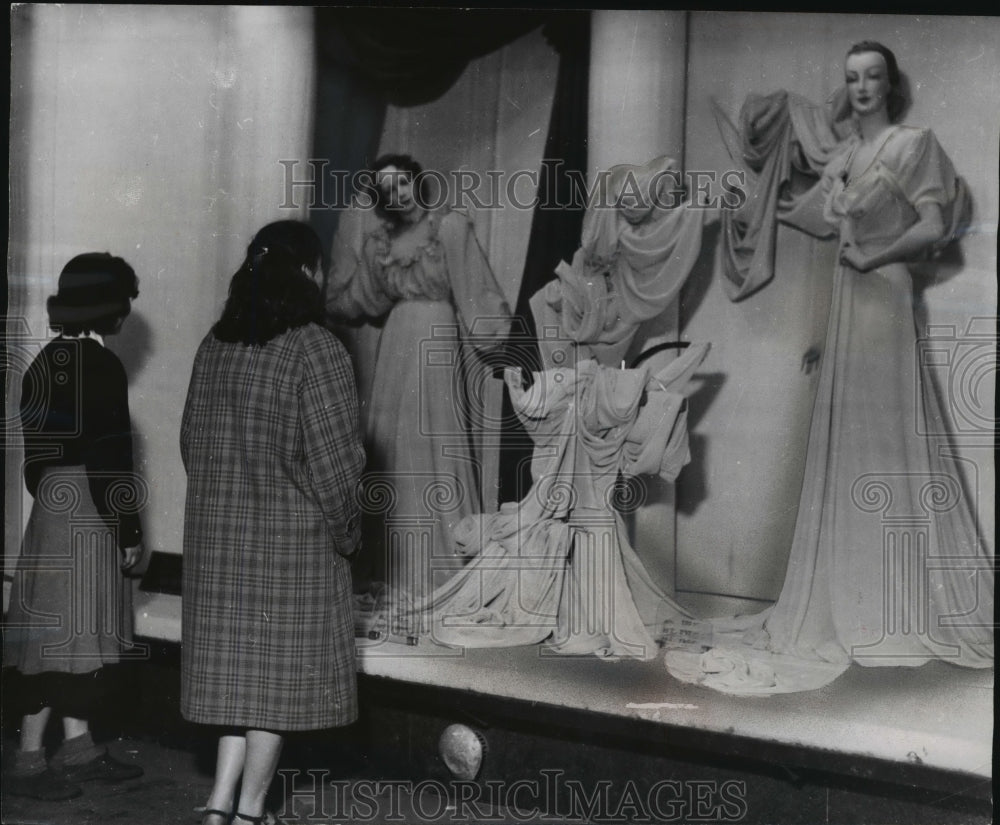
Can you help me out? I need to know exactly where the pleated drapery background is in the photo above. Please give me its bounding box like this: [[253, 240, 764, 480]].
[[6, 9, 996, 622]]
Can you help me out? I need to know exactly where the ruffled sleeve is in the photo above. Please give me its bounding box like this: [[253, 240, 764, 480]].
[[896, 129, 972, 250], [326, 198, 395, 321], [895, 129, 955, 208], [438, 209, 512, 352], [887, 127, 972, 252]]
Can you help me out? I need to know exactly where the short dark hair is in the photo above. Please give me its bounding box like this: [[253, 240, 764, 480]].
[[47, 252, 139, 336], [212, 220, 324, 346], [846, 40, 908, 122]]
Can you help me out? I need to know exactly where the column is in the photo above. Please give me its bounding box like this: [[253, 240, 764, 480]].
[[588, 11, 689, 596]]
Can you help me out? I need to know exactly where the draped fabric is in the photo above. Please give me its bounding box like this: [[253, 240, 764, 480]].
[[308, 55, 387, 262], [388, 348, 711, 658], [315, 9, 549, 108], [531, 156, 708, 371], [665, 92, 990, 695], [713, 90, 848, 301], [715, 87, 970, 301], [359, 148, 717, 653]]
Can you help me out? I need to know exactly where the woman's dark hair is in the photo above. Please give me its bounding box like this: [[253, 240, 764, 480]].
[[212, 220, 324, 346], [48, 252, 139, 336], [363, 153, 430, 226], [846, 40, 909, 122]]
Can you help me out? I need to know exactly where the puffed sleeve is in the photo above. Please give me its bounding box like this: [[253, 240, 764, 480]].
[[895, 129, 955, 208], [892, 128, 972, 249], [326, 199, 395, 321], [438, 209, 512, 352], [300, 325, 366, 556]]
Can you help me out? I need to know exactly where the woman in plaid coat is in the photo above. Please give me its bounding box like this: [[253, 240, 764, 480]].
[[181, 221, 365, 825]]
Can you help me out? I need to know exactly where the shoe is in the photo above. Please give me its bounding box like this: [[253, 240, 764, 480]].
[[5, 767, 84, 800], [56, 752, 144, 783], [233, 811, 284, 824], [196, 807, 232, 825]]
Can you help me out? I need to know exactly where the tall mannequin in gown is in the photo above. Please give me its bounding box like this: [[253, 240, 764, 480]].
[[326, 154, 511, 621], [666, 42, 993, 694]]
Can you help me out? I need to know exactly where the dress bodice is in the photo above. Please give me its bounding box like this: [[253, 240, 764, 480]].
[[327, 204, 511, 341], [822, 126, 967, 254], [364, 210, 452, 303]]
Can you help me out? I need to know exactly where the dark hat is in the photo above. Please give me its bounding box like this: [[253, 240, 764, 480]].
[[47, 253, 139, 325]]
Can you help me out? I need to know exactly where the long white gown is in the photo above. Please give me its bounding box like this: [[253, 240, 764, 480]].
[[665, 94, 993, 694]]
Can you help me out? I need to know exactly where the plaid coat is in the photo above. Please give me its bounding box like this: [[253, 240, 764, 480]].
[[180, 323, 364, 730]]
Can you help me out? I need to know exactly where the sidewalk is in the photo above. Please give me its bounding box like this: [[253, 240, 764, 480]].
[[2, 729, 992, 825], [0, 736, 536, 825]]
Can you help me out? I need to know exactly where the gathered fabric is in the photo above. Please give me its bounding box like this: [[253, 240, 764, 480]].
[[532, 155, 708, 371], [395, 348, 711, 659]]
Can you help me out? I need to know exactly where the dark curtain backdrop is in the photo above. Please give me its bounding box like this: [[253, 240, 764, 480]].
[[310, 8, 549, 252], [499, 14, 592, 504], [310, 8, 592, 506]]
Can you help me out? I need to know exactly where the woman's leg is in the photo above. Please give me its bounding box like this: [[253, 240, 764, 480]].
[[203, 733, 248, 822], [62, 716, 89, 741], [51, 712, 142, 781], [19, 707, 52, 752], [233, 729, 284, 820], [52, 715, 106, 767]]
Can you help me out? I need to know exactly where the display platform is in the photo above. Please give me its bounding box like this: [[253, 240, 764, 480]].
[[132, 589, 992, 786]]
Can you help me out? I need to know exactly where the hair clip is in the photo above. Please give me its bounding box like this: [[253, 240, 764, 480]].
[[248, 245, 270, 271]]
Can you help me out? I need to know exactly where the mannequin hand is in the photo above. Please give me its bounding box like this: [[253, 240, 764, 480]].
[[839, 240, 874, 272], [121, 542, 144, 573]]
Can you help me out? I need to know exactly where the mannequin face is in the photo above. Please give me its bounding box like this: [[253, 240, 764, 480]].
[[845, 51, 891, 118], [376, 164, 419, 218]]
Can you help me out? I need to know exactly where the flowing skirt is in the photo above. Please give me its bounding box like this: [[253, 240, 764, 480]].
[[360, 299, 480, 611], [5, 467, 135, 676]]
